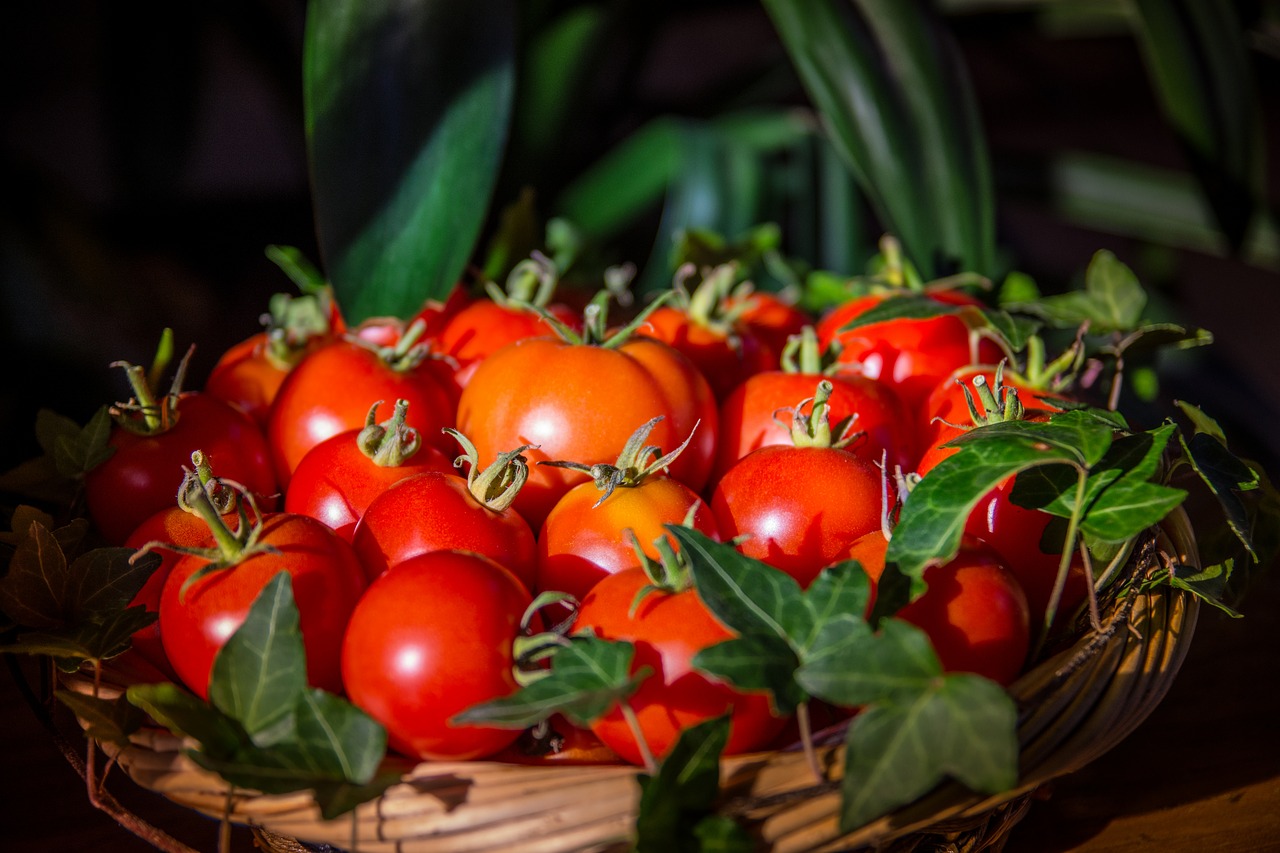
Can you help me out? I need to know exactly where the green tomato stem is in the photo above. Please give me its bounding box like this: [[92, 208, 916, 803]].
[[619, 701, 656, 773]]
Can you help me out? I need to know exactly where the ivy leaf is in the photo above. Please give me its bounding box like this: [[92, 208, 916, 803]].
[[833, 293, 953, 334], [691, 635, 805, 716], [798, 618, 938, 708], [52, 406, 116, 479], [0, 521, 69, 629], [1158, 561, 1242, 618], [0, 607, 156, 668], [1176, 402, 1261, 560], [208, 572, 308, 747], [453, 637, 648, 729], [55, 690, 145, 749], [635, 714, 743, 853], [67, 548, 160, 625], [839, 673, 1017, 830], [1009, 249, 1146, 333], [127, 681, 248, 759], [1077, 479, 1186, 544]]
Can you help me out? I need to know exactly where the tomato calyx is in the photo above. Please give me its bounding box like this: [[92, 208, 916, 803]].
[[669, 262, 750, 341], [356, 399, 422, 468], [782, 379, 862, 450], [258, 288, 338, 371], [346, 316, 434, 373], [108, 329, 194, 437], [485, 250, 560, 309], [934, 362, 1028, 433], [779, 325, 841, 376], [526, 288, 674, 349], [540, 416, 700, 506], [445, 428, 534, 512], [626, 505, 705, 613], [511, 590, 579, 686]]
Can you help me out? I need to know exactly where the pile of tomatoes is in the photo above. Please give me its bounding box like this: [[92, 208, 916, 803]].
[[88, 266, 1089, 770]]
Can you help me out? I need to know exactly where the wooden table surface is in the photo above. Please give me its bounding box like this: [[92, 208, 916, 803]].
[[3, 563, 1278, 852]]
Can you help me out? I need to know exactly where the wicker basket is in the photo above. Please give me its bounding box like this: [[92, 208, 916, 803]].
[[61, 509, 1200, 853]]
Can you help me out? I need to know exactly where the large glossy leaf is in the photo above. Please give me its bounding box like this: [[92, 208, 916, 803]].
[[304, 0, 515, 321], [1129, 0, 1263, 251], [763, 0, 994, 277]]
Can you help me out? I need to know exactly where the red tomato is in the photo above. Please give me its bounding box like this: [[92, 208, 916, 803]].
[[456, 335, 717, 528], [641, 305, 774, 401], [267, 336, 455, 489], [341, 550, 534, 761], [159, 513, 367, 698], [714, 371, 914, 484], [848, 532, 1031, 685], [351, 470, 538, 587], [85, 393, 277, 545], [437, 299, 580, 393], [574, 566, 787, 766], [537, 476, 720, 606], [283, 402, 454, 542], [726, 290, 812, 359], [816, 292, 1001, 413], [710, 444, 883, 587]]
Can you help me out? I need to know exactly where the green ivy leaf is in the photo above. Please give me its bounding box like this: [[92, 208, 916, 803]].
[[1176, 403, 1261, 560], [798, 618, 938, 708], [453, 637, 648, 729], [0, 607, 155, 668], [1077, 479, 1187, 544], [635, 714, 738, 853], [208, 572, 308, 747], [839, 673, 1017, 830], [52, 407, 116, 479], [1157, 560, 1242, 618], [1009, 249, 1147, 333], [304, 0, 516, 319], [55, 690, 145, 749], [127, 681, 247, 759], [690, 635, 805, 716]]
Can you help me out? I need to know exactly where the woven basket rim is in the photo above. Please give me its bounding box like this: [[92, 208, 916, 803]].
[[61, 511, 1202, 853]]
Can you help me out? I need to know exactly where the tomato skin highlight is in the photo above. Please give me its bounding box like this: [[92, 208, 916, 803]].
[[848, 532, 1031, 686], [159, 513, 367, 698], [351, 470, 538, 587], [536, 476, 720, 606], [710, 445, 883, 587], [85, 393, 278, 545], [267, 339, 455, 489], [456, 336, 717, 528], [341, 550, 534, 761], [574, 566, 788, 766], [283, 428, 454, 543]]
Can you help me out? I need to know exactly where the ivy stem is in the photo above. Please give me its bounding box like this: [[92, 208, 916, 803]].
[[1078, 537, 1102, 633], [796, 701, 823, 785], [619, 702, 657, 773], [1035, 465, 1088, 658], [1108, 347, 1126, 411]]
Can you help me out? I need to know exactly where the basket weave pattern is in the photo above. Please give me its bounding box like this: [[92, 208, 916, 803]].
[[65, 513, 1200, 853]]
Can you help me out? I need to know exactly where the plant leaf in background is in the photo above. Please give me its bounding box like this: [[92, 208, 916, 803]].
[[763, 0, 994, 279], [304, 0, 515, 321], [1128, 0, 1264, 253]]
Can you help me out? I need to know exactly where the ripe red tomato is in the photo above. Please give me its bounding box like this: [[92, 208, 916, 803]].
[[159, 512, 366, 698], [437, 299, 580, 393], [341, 550, 535, 761], [641, 305, 774, 401], [710, 444, 883, 587], [816, 291, 1001, 413], [725, 289, 811, 359], [267, 335, 455, 489], [574, 565, 787, 766], [456, 335, 717, 528], [537, 475, 720, 607], [351, 469, 538, 587], [714, 371, 914, 484], [283, 401, 454, 542], [848, 532, 1031, 686], [85, 393, 277, 545]]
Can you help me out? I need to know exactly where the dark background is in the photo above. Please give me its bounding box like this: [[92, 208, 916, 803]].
[[2, 2, 1278, 851]]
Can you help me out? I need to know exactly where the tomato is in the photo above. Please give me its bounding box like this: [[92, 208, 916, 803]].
[[159, 512, 366, 698], [352, 467, 538, 587], [710, 443, 882, 587], [85, 392, 277, 545], [726, 289, 811, 359], [574, 565, 787, 766], [283, 400, 454, 542], [641, 305, 774, 401], [537, 475, 720, 607], [456, 334, 717, 528], [848, 532, 1031, 686], [267, 332, 455, 489], [816, 291, 1002, 413], [341, 550, 534, 761], [437, 299, 580, 394], [714, 371, 914, 484]]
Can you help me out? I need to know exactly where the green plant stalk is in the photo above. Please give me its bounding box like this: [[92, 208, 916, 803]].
[[1037, 466, 1089, 655], [620, 701, 657, 773]]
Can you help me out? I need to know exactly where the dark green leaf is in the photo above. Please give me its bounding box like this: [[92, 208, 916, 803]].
[[976, 308, 1041, 353], [66, 549, 160, 624], [55, 690, 144, 749], [52, 407, 116, 479], [1116, 323, 1214, 355], [208, 572, 307, 746], [834, 293, 954, 333], [691, 814, 756, 853], [1010, 250, 1147, 332], [127, 681, 247, 759], [311, 770, 403, 821], [945, 409, 1116, 466], [1, 607, 156, 664], [1158, 560, 1241, 618], [0, 521, 68, 628], [1178, 430, 1259, 559], [798, 618, 937, 707], [290, 688, 388, 787], [692, 635, 805, 716], [453, 637, 646, 729], [304, 0, 515, 320], [799, 561, 873, 652], [635, 714, 732, 853], [1079, 479, 1186, 544], [839, 673, 1017, 830], [1174, 400, 1226, 442]]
